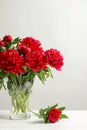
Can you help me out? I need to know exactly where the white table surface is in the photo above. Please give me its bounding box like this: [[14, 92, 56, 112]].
[[0, 110, 87, 130]]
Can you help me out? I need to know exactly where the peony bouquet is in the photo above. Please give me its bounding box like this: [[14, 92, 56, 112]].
[[0, 35, 64, 89], [0, 35, 65, 120]]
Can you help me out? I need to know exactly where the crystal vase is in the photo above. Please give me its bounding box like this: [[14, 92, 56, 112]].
[[8, 81, 33, 120]]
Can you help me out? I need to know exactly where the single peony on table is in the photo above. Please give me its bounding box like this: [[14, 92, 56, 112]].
[[0, 35, 66, 121]]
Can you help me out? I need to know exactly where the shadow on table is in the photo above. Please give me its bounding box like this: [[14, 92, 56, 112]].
[[28, 120, 51, 125], [0, 114, 9, 120], [29, 120, 44, 124]]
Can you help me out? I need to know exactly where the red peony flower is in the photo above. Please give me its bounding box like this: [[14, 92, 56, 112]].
[[0, 49, 25, 74], [25, 50, 47, 72], [18, 37, 43, 52], [18, 44, 31, 54], [0, 40, 5, 47], [3, 35, 12, 43], [48, 108, 62, 123], [45, 49, 64, 71]]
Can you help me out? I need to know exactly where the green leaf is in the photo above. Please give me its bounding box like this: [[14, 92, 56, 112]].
[[39, 108, 48, 121], [6, 37, 21, 50], [36, 67, 53, 84], [11, 37, 21, 44], [46, 67, 53, 78], [0, 71, 7, 90], [58, 107, 65, 111], [36, 71, 45, 84], [47, 103, 58, 112], [60, 114, 68, 119], [0, 71, 7, 78]]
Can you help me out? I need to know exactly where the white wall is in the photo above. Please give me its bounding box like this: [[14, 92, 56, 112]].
[[0, 0, 87, 110]]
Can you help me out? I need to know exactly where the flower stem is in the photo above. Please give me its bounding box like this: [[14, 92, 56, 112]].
[[28, 109, 40, 117]]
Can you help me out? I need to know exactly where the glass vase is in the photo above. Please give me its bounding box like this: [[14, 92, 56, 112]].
[[8, 81, 33, 120]]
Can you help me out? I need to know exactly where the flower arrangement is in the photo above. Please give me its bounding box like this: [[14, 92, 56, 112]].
[[0, 35, 67, 121], [0, 35, 63, 82]]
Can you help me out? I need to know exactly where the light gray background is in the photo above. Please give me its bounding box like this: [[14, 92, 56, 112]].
[[0, 0, 87, 110]]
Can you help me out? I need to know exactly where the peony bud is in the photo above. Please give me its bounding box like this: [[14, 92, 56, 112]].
[[0, 40, 5, 46], [3, 35, 12, 43]]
